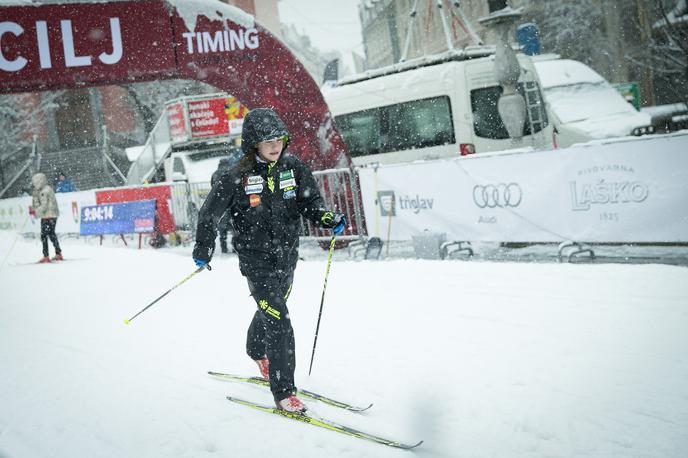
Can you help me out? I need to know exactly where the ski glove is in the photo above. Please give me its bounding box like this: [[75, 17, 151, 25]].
[[321, 212, 347, 235], [193, 257, 208, 268], [333, 216, 347, 235]]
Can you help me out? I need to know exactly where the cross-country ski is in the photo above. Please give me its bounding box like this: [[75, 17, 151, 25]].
[[208, 371, 372, 411], [226, 395, 422, 450]]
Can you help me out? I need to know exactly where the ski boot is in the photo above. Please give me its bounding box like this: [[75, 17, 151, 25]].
[[255, 357, 269, 381], [276, 395, 307, 413]]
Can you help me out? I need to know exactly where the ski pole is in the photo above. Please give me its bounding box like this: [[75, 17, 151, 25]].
[[123, 264, 211, 325], [0, 212, 31, 273], [308, 235, 336, 376]]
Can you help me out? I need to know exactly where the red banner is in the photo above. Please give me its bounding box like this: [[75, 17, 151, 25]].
[[0, 0, 353, 171], [0, 0, 176, 91], [95, 185, 175, 234], [166, 102, 187, 143], [187, 97, 230, 139]]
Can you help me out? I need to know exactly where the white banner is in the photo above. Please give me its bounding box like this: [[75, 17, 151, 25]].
[[358, 133, 688, 243], [0, 190, 96, 234]]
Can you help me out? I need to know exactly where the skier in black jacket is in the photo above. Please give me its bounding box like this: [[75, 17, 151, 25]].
[[193, 108, 346, 413]]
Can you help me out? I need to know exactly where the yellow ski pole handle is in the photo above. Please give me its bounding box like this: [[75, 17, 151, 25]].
[[124, 264, 211, 325]]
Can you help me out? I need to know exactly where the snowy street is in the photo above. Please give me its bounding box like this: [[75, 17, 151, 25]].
[[1, 233, 687, 457], [1, 0, 687, 456]]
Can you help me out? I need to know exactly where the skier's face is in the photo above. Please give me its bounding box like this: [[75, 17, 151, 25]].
[[256, 137, 283, 162]]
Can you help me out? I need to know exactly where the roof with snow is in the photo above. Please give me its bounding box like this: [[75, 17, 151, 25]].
[[534, 59, 605, 89]]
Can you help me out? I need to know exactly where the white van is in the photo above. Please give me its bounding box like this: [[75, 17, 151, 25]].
[[164, 142, 243, 183], [323, 48, 554, 166]]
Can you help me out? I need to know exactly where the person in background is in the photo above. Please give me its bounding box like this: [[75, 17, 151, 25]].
[[211, 158, 234, 254], [55, 171, 77, 193], [192, 108, 346, 413], [30, 172, 63, 263]]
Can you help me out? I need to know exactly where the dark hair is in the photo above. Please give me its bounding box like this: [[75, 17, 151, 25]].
[[237, 149, 256, 174]]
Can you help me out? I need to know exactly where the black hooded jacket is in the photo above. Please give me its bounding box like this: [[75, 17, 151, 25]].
[[211, 158, 233, 187], [193, 108, 332, 276]]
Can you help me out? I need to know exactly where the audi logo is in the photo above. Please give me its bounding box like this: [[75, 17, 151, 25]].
[[473, 183, 523, 208]]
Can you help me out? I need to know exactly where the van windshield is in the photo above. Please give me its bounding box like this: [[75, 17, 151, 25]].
[[544, 82, 637, 123], [187, 147, 242, 162], [335, 96, 455, 157], [471, 82, 549, 139]]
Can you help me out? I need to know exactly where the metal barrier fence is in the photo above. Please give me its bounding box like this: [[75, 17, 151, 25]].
[[168, 167, 366, 241]]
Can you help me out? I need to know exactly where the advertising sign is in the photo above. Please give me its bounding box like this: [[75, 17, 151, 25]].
[[0, 190, 96, 234], [0, 0, 176, 92], [95, 185, 175, 234], [613, 82, 641, 110], [166, 94, 249, 143], [358, 133, 688, 243], [224, 95, 249, 135], [187, 96, 231, 139], [166, 102, 187, 143], [80, 199, 156, 235]]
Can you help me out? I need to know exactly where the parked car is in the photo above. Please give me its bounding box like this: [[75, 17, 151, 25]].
[[533, 58, 652, 148]]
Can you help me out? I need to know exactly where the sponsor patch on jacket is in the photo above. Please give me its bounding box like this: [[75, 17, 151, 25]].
[[283, 189, 296, 200], [249, 194, 261, 207], [245, 184, 263, 194], [247, 175, 264, 185], [279, 169, 297, 189]]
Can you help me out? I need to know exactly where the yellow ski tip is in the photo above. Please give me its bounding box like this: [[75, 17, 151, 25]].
[[123, 319, 130, 325]]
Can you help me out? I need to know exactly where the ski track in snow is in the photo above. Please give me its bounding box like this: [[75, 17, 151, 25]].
[[1, 232, 687, 457]]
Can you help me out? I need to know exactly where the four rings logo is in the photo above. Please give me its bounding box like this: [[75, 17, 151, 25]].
[[472, 183, 523, 208]]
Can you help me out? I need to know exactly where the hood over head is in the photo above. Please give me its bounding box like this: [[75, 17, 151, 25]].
[[32, 173, 48, 189], [240, 108, 290, 156]]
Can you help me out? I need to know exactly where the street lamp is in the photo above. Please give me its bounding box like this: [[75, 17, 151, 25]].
[[479, 4, 526, 144]]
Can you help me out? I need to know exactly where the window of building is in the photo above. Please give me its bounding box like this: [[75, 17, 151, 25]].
[[173, 157, 186, 174], [335, 96, 455, 157], [488, 0, 508, 13], [471, 82, 549, 139]]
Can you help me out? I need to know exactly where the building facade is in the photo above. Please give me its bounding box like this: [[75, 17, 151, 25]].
[[358, 0, 686, 106], [359, 0, 520, 69]]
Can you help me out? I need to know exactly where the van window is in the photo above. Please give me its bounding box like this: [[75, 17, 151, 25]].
[[335, 96, 455, 157], [188, 147, 240, 162], [336, 108, 382, 157], [173, 157, 186, 174], [471, 82, 549, 139]]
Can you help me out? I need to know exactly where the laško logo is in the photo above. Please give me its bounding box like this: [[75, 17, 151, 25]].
[[570, 180, 649, 211]]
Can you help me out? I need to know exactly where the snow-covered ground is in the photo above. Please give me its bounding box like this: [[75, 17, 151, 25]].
[[1, 232, 687, 457]]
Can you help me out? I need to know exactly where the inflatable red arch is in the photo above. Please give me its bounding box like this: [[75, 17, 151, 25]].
[[0, 0, 350, 170]]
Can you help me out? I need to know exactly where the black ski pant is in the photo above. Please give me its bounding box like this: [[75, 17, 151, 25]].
[[245, 270, 295, 402], [40, 218, 61, 257], [219, 228, 229, 253], [218, 217, 229, 253]]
